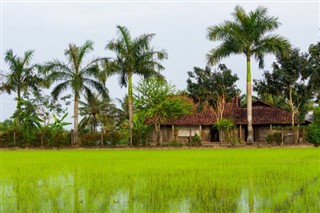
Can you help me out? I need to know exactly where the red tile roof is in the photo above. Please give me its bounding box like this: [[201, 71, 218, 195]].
[[150, 97, 296, 126]]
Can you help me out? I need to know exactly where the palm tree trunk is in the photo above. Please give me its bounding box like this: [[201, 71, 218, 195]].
[[15, 90, 21, 127], [74, 94, 79, 146], [246, 57, 254, 144], [128, 71, 134, 147]]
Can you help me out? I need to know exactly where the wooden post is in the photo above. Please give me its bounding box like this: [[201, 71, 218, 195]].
[[281, 127, 284, 146], [199, 125, 202, 141], [189, 128, 192, 145], [171, 125, 175, 141], [270, 124, 273, 134], [239, 125, 242, 142]]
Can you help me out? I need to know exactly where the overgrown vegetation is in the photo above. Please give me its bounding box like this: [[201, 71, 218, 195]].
[[306, 107, 320, 146]]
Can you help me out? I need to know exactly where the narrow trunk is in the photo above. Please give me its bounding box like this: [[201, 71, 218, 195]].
[[289, 86, 295, 126], [73, 94, 79, 146], [246, 57, 253, 144], [288, 87, 297, 143], [93, 114, 96, 133], [128, 72, 134, 146], [15, 90, 21, 127]]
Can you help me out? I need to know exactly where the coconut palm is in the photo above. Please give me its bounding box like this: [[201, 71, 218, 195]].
[[79, 93, 110, 133], [106, 25, 167, 146], [207, 5, 291, 143], [1, 49, 40, 126], [45, 40, 107, 146]]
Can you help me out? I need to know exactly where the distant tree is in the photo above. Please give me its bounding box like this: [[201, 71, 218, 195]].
[[308, 42, 320, 103], [257, 93, 289, 110], [207, 5, 291, 143], [254, 48, 312, 126], [0, 49, 41, 126], [79, 93, 108, 133], [44, 40, 108, 146], [11, 98, 42, 143], [106, 25, 168, 146], [187, 64, 239, 120], [135, 77, 193, 145]]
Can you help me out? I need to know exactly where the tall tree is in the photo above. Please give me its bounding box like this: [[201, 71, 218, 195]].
[[0, 49, 40, 125], [187, 64, 239, 120], [206, 5, 291, 143], [253, 48, 311, 126], [45, 40, 107, 146], [106, 25, 168, 146], [135, 77, 193, 145]]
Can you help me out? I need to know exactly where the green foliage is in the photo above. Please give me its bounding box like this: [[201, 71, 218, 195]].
[[306, 107, 320, 146], [207, 5, 291, 143], [106, 25, 168, 146], [308, 42, 320, 103], [80, 132, 101, 146], [254, 48, 312, 124], [44, 40, 108, 146], [40, 128, 71, 147], [266, 132, 282, 145], [306, 124, 320, 146], [189, 133, 201, 146], [0, 49, 42, 116], [135, 77, 193, 145], [187, 64, 239, 117], [0, 128, 71, 148], [214, 118, 235, 131], [49, 113, 71, 130], [0, 119, 13, 132], [265, 134, 274, 144], [214, 118, 235, 143], [132, 113, 152, 146]]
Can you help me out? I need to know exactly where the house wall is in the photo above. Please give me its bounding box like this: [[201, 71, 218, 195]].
[[150, 125, 212, 143], [150, 124, 295, 143]]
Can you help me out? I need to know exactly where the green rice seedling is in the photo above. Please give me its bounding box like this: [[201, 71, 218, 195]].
[[1, 148, 319, 212]]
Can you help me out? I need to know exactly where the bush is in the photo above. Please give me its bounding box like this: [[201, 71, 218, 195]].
[[273, 132, 282, 145], [265, 134, 274, 144], [306, 123, 320, 146], [189, 133, 201, 146], [306, 106, 320, 146], [265, 132, 282, 145], [80, 132, 101, 146]]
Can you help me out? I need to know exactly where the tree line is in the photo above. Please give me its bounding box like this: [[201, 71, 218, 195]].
[[0, 6, 319, 147]]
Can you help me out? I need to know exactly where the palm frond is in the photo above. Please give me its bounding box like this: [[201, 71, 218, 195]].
[[51, 80, 71, 101]]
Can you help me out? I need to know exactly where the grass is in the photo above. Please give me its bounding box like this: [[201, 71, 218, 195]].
[[1, 148, 320, 212]]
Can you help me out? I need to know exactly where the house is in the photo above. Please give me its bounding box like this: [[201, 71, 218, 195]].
[[147, 97, 299, 143]]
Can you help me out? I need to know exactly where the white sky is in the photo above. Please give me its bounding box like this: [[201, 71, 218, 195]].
[[0, 0, 319, 126]]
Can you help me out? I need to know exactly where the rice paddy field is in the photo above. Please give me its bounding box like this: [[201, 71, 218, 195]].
[[1, 148, 319, 212]]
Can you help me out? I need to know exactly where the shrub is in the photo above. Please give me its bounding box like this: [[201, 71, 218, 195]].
[[306, 123, 320, 146], [265, 132, 282, 145], [189, 133, 201, 146], [265, 134, 274, 144], [80, 132, 101, 146], [306, 106, 320, 146], [214, 118, 235, 143]]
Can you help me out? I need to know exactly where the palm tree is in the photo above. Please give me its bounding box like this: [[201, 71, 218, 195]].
[[1, 49, 40, 126], [45, 40, 107, 146], [79, 93, 110, 133], [106, 25, 168, 146], [207, 5, 291, 143]]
